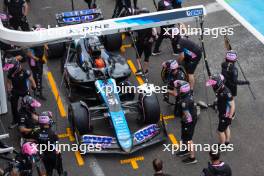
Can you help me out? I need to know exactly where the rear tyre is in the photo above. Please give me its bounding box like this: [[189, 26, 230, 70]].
[[139, 93, 160, 124], [47, 43, 66, 59], [68, 101, 92, 136], [104, 33, 122, 52]]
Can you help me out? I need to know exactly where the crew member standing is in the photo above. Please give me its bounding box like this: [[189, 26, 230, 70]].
[[152, 0, 178, 56], [168, 80, 198, 164], [3, 0, 30, 31], [206, 74, 235, 146], [27, 26, 48, 101], [221, 50, 250, 98], [6, 59, 36, 129], [134, 10, 157, 76], [112, 0, 138, 17]]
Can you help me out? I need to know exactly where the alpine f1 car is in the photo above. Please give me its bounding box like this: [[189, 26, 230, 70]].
[[57, 9, 127, 101], [68, 73, 168, 154]]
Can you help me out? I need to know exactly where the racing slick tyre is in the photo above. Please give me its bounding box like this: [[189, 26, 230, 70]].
[[138, 93, 160, 124], [104, 33, 122, 51], [161, 67, 169, 84], [68, 101, 92, 136], [47, 43, 66, 59]]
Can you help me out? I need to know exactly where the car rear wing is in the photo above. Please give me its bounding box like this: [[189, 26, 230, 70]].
[[0, 5, 206, 47], [56, 8, 104, 26]]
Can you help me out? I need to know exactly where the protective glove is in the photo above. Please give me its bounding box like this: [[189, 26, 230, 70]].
[[31, 127, 40, 134]]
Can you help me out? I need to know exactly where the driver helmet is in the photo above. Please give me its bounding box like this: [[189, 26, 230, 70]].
[[206, 73, 225, 94], [94, 58, 106, 68], [39, 111, 53, 125], [225, 50, 238, 62], [21, 95, 41, 112], [173, 80, 191, 97], [21, 142, 38, 156]]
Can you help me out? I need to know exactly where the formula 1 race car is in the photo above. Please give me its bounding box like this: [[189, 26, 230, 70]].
[[57, 9, 127, 101], [68, 71, 168, 154]]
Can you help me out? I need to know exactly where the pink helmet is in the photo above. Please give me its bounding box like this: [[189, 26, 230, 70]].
[[39, 111, 52, 125], [225, 50, 238, 62], [173, 80, 191, 96], [170, 60, 179, 70], [22, 142, 38, 156]]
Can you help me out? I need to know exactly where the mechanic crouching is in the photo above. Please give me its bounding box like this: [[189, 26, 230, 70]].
[[6, 58, 36, 129], [18, 95, 41, 142], [33, 112, 66, 176], [162, 60, 188, 116], [168, 80, 197, 164]]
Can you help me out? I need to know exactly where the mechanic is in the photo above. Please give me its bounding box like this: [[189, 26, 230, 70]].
[[170, 0, 183, 9], [221, 50, 250, 98], [206, 74, 235, 146], [84, 0, 97, 9], [134, 9, 157, 76], [152, 0, 178, 56], [152, 159, 171, 176], [27, 25, 48, 101], [3, 0, 30, 31], [6, 58, 36, 129], [174, 35, 202, 93], [162, 60, 188, 115], [168, 80, 197, 164], [18, 96, 40, 140], [16, 142, 46, 176], [33, 111, 66, 176], [201, 151, 232, 176], [112, 0, 138, 18]]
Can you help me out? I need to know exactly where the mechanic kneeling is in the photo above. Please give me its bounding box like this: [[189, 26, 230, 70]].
[[18, 96, 41, 141], [33, 111, 66, 176], [162, 60, 188, 116], [168, 80, 197, 164]]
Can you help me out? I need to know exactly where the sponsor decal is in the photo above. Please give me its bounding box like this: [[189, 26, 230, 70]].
[[134, 124, 160, 143], [63, 15, 94, 23], [186, 9, 203, 17], [82, 135, 114, 147]]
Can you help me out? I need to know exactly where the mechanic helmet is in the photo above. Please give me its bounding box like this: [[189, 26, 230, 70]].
[[173, 80, 191, 97], [170, 60, 179, 70], [225, 50, 238, 62], [39, 111, 53, 126], [206, 73, 225, 93], [94, 58, 106, 69], [21, 95, 41, 112], [3, 57, 20, 72], [21, 142, 38, 156], [32, 24, 43, 31]]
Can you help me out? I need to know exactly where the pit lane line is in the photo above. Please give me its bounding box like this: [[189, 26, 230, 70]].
[[43, 63, 106, 175]]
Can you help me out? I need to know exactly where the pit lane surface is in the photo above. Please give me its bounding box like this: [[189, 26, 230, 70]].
[[1, 0, 264, 176]]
